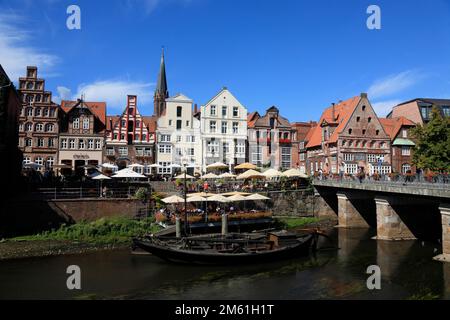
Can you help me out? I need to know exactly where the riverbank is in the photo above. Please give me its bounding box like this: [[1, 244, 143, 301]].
[[0, 216, 337, 261]]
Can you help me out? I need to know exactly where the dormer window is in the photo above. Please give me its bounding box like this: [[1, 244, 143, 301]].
[[73, 118, 80, 129], [83, 118, 90, 129]]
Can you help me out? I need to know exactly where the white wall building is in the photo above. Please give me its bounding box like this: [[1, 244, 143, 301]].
[[156, 94, 202, 175], [200, 88, 248, 172]]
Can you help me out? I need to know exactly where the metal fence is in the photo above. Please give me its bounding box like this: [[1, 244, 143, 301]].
[[33, 186, 145, 200]]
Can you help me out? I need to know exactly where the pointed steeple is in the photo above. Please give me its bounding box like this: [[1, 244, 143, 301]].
[[154, 47, 169, 117]]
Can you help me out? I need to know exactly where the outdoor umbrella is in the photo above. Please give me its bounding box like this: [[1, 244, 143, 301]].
[[221, 191, 251, 196], [206, 162, 228, 170], [188, 192, 215, 197], [23, 162, 43, 169], [112, 168, 146, 178], [202, 173, 219, 179], [100, 163, 118, 169], [170, 164, 182, 168], [148, 164, 161, 168], [219, 172, 236, 179], [282, 168, 308, 178], [128, 163, 144, 169], [186, 195, 207, 203], [206, 194, 230, 203], [162, 195, 185, 204], [263, 168, 282, 179], [237, 169, 265, 180], [234, 162, 257, 170], [226, 194, 248, 202], [245, 193, 271, 201], [91, 173, 111, 197]]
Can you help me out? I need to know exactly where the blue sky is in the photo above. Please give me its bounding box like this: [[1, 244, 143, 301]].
[[1, 0, 450, 120]]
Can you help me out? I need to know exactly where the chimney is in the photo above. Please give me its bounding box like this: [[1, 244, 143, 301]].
[[331, 103, 336, 122], [361, 92, 368, 99]]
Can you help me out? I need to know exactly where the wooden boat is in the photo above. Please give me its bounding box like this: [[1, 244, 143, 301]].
[[132, 231, 317, 265]]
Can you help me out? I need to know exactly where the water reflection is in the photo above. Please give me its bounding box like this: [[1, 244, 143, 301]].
[[0, 229, 448, 300]]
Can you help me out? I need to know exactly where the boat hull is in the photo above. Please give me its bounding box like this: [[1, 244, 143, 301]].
[[132, 234, 315, 265]]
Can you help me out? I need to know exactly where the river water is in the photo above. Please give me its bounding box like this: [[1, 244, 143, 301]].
[[1, 228, 449, 300]]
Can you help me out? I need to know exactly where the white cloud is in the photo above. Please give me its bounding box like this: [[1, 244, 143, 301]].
[[371, 99, 402, 117], [367, 70, 422, 99], [0, 13, 59, 81], [53, 86, 72, 103], [73, 80, 154, 112]]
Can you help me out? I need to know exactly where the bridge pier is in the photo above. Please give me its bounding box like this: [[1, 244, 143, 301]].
[[434, 204, 450, 263], [374, 197, 416, 241], [336, 192, 371, 228]]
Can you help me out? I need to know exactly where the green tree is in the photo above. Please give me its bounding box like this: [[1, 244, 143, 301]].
[[411, 106, 450, 172]]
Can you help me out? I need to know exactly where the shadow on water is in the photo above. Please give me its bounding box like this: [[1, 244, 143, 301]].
[[0, 228, 448, 300]]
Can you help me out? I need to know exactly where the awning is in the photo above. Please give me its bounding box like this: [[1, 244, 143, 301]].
[[393, 138, 415, 146]]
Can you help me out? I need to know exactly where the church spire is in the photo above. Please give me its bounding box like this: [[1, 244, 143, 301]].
[[154, 47, 169, 117]]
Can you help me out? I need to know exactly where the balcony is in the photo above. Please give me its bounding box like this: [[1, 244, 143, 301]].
[[279, 139, 291, 144]]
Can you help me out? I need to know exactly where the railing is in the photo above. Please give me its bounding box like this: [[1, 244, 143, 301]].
[[33, 186, 144, 200]]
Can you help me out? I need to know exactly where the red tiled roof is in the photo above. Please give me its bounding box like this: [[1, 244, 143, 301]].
[[61, 100, 107, 126], [306, 96, 361, 148], [379, 116, 415, 140], [106, 116, 120, 132], [247, 111, 260, 128], [292, 122, 317, 141], [142, 116, 157, 133]]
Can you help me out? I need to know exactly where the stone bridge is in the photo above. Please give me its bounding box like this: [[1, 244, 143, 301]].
[[313, 179, 450, 262]]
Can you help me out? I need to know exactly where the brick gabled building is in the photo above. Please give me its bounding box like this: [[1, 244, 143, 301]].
[[17, 66, 60, 172], [380, 116, 416, 174], [247, 106, 296, 170], [306, 93, 392, 176], [389, 98, 450, 125], [105, 95, 157, 172], [291, 121, 316, 173], [58, 99, 107, 175]]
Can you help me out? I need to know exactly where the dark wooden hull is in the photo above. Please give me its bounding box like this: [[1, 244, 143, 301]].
[[132, 234, 315, 265]]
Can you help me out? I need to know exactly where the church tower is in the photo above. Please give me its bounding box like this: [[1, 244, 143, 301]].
[[153, 48, 169, 117]]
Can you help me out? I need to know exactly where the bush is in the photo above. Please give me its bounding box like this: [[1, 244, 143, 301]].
[[134, 187, 149, 201]]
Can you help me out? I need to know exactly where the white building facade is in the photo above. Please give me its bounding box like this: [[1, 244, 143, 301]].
[[200, 88, 248, 172], [156, 94, 202, 175]]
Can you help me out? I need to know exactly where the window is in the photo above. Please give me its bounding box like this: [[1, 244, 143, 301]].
[[160, 134, 171, 142], [421, 107, 429, 120], [136, 120, 141, 128], [69, 139, 76, 149], [222, 106, 227, 117], [343, 153, 354, 161], [176, 120, 182, 130], [210, 105, 216, 116], [401, 146, 411, 156], [142, 134, 147, 141], [121, 120, 126, 127], [120, 133, 125, 140], [88, 139, 94, 149], [114, 133, 118, 140], [83, 118, 90, 129], [300, 153, 305, 161], [73, 118, 80, 129], [35, 95, 41, 102], [119, 147, 128, 156], [376, 130, 380, 136], [26, 95, 33, 104], [223, 142, 230, 155], [35, 123, 44, 132], [367, 154, 377, 163], [25, 122, 33, 132], [186, 120, 190, 127], [158, 144, 172, 154], [345, 164, 358, 174], [175, 148, 183, 157], [169, 120, 172, 126], [144, 148, 152, 156], [235, 142, 245, 155], [187, 148, 195, 156], [61, 139, 68, 149], [281, 147, 291, 169], [348, 128, 352, 135], [362, 129, 366, 135], [26, 108, 33, 117], [45, 123, 54, 132], [158, 162, 172, 174], [177, 106, 182, 117], [44, 109, 49, 117], [186, 135, 195, 143], [207, 140, 219, 155], [35, 157, 43, 168], [49, 109, 56, 117], [106, 148, 114, 156], [210, 121, 216, 133], [19, 123, 24, 132], [252, 146, 262, 165], [232, 122, 239, 134], [25, 138, 32, 147], [176, 135, 182, 142], [135, 134, 140, 141], [37, 138, 44, 147], [48, 138, 55, 148], [369, 165, 391, 175], [79, 139, 86, 149], [368, 117, 372, 123], [144, 166, 151, 175], [402, 164, 411, 174], [221, 122, 227, 134], [402, 129, 408, 138], [35, 108, 41, 117], [233, 106, 239, 117], [356, 116, 360, 122], [46, 157, 54, 169]]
